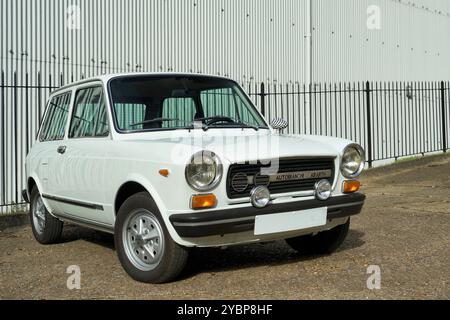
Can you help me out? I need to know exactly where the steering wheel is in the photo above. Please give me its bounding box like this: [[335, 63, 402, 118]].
[[205, 117, 236, 126]]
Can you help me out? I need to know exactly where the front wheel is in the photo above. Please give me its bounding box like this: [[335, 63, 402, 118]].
[[286, 219, 350, 255], [115, 192, 189, 283]]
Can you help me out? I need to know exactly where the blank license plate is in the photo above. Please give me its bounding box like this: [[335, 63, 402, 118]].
[[254, 207, 327, 236]]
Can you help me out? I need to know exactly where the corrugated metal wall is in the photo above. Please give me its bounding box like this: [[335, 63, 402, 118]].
[[2, 0, 450, 84], [0, 0, 310, 86], [312, 0, 450, 82]]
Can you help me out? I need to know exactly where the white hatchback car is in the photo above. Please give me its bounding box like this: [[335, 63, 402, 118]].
[[24, 73, 366, 283]]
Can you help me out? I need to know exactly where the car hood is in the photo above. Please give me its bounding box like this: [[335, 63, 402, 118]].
[[119, 130, 353, 165]]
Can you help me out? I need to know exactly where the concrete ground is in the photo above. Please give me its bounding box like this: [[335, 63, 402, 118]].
[[1, 154, 449, 300]]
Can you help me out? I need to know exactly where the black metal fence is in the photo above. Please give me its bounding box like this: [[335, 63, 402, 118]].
[[1, 70, 449, 213], [245, 81, 449, 167]]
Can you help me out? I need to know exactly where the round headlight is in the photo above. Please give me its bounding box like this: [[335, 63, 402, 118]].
[[185, 151, 222, 191], [250, 186, 271, 208], [340, 144, 365, 178], [315, 179, 332, 201]]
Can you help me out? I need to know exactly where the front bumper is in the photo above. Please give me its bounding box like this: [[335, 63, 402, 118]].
[[170, 193, 366, 238]]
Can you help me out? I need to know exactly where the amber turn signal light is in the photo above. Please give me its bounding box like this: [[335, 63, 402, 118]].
[[343, 180, 361, 193], [159, 169, 170, 177], [191, 194, 217, 210]]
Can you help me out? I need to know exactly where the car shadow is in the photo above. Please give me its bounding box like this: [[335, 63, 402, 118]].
[[60, 224, 115, 250], [58, 224, 365, 279], [335, 229, 366, 253], [180, 229, 366, 280]]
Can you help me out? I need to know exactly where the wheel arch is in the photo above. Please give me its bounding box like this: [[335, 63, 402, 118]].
[[26, 174, 45, 199], [28, 177, 37, 195], [25, 174, 55, 216], [112, 178, 188, 247], [114, 181, 150, 215]]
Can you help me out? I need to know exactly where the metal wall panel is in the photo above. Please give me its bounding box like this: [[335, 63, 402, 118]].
[[2, 0, 450, 84], [1, 0, 310, 85], [312, 0, 450, 82]]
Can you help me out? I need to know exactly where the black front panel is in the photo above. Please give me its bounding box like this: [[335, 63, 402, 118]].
[[226, 158, 335, 199]]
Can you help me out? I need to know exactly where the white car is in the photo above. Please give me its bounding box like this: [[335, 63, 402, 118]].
[[23, 73, 366, 283]]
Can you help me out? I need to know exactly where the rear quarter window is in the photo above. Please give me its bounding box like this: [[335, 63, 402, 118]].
[[39, 92, 72, 141]]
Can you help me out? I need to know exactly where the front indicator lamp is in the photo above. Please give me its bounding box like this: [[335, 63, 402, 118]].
[[343, 180, 361, 194], [191, 194, 218, 210]]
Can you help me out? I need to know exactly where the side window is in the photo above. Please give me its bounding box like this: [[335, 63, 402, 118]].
[[39, 92, 71, 141], [161, 98, 196, 128], [69, 86, 109, 138]]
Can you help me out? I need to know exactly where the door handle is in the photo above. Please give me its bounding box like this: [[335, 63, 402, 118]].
[[57, 146, 67, 154]]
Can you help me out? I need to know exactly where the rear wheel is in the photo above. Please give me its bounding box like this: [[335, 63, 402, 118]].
[[286, 219, 350, 255], [30, 187, 63, 244], [115, 192, 188, 283]]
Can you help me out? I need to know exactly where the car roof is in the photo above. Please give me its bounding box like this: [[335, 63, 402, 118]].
[[51, 72, 235, 95]]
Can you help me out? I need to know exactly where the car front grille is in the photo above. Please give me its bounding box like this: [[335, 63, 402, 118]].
[[226, 158, 335, 199]]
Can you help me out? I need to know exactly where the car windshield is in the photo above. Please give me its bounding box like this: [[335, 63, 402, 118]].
[[109, 75, 268, 132]]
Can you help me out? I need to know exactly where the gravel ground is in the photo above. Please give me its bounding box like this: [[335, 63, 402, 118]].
[[1, 154, 449, 300]]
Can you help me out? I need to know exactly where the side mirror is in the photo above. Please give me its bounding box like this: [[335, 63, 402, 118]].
[[270, 118, 288, 131]]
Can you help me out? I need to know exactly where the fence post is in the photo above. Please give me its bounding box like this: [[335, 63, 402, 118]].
[[13, 72, 18, 203], [1, 71, 5, 205], [365, 81, 373, 168], [440, 81, 447, 153], [260, 82, 266, 117]]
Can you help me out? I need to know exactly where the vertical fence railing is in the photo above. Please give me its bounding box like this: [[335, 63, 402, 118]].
[[441, 81, 448, 153], [365, 82, 373, 167], [1, 71, 449, 213], [249, 80, 449, 168], [0, 70, 59, 214]]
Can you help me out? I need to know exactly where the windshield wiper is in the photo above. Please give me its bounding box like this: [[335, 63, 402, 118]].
[[192, 116, 264, 131], [130, 118, 180, 127], [194, 116, 236, 124], [235, 121, 261, 131], [192, 116, 235, 131]]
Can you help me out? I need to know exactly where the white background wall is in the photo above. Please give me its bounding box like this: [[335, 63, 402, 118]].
[[313, 0, 450, 82], [1, 0, 450, 85], [1, 0, 310, 85]]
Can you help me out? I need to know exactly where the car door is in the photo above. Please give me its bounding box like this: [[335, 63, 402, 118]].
[[53, 83, 113, 227], [35, 91, 73, 214]]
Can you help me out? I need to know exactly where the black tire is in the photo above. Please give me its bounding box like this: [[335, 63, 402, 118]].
[[29, 186, 63, 244], [286, 219, 350, 255], [115, 191, 189, 284]]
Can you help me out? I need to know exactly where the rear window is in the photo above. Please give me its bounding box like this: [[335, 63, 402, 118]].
[[39, 92, 72, 141]]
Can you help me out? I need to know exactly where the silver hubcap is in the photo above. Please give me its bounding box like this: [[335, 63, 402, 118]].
[[122, 210, 164, 271], [32, 195, 46, 234]]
